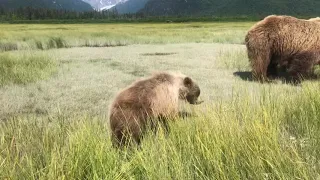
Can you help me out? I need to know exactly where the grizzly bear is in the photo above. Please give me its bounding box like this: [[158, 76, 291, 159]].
[[108, 72, 202, 148], [308, 17, 320, 22], [245, 15, 320, 83]]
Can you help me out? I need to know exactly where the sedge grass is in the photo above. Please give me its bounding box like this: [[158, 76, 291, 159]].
[[0, 82, 319, 179], [0, 22, 253, 51], [0, 52, 57, 86], [0, 22, 319, 179]]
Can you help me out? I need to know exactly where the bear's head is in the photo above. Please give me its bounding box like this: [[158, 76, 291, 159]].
[[179, 77, 202, 105]]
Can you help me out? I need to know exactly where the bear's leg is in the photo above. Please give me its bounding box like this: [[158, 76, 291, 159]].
[[111, 128, 126, 148], [248, 48, 271, 82], [267, 61, 279, 79], [111, 121, 143, 148], [129, 120, 144, 146], [159, 116, 170, 135], [287, 53, 315, 84], [149, 116, 170, 136]]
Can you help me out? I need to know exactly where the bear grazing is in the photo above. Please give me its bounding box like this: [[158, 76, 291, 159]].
[[245, 15, 320, 83], [108, 72, 202, 147]]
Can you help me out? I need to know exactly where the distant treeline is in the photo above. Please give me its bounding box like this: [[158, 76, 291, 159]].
[[0, 7, 315, 23], [0, 7, 146, 21]]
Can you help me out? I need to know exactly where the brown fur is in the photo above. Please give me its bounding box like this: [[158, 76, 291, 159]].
[[108, 72, 201, 148], [245, 15, 320, 83], [308, 17, 320, 23]]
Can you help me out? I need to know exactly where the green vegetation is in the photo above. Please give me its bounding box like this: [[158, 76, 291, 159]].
[[0, 22, 253, 51], [1, 0, 320, 21], [141, 0, 320, 17], [0, 53, 56, 86], [0, 22, 320, 179], [1, 83, 320, 179], [217, 47, 250, 71], [1, 16, 261, 24], [0, 0, 93, 11]]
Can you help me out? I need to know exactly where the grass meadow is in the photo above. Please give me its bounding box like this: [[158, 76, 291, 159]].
[[1, 21, 320, 179], [0, 22, 251, 51]]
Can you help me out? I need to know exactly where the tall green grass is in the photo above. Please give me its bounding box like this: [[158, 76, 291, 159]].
[[1, 83, 319, 179], [0, 22, 252, 51], [0, 53, 57, 86], [216, 47, 250, 71]]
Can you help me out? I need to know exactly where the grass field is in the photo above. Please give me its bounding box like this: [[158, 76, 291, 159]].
[[1, 22, 320, 179], [0, 22, 252, 51]]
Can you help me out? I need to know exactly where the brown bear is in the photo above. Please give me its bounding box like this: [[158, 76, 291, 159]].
[[308, 17, 320, 22], [245, 15, 320, 83], [108, 71, 202, 148]]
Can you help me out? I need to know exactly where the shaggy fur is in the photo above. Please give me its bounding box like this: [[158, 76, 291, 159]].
[[245, 15, 320, 83], [108, 72, 201, 148], [308, 17, 320, 22]]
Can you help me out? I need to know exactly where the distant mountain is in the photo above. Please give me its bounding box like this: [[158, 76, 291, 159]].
[[111, 0, 149, 14], [139, 0, 320, 16], [82, 0, 127, 11], [140, 0, 202, 16], [0, 0, 93, 11], [2, 0, 319, 17]]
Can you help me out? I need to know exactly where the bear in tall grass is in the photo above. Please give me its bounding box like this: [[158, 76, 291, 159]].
[[108, 72, 202, 148], [245, 15, 320, 83]]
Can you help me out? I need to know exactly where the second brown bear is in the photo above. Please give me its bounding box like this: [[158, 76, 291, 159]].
[[108, 72, 202, 148], [245, 15, 320, 83]]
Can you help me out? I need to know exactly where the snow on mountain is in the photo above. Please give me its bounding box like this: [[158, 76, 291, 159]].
[[100, 4, 116, 10], [82, 0, 127, 11]]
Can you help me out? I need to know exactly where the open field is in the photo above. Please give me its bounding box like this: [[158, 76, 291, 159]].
[[0, 22, 320, 179], [0, 22, 252, 51]]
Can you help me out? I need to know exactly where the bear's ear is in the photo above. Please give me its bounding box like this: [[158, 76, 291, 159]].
[[183, 77, 193, 87]]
